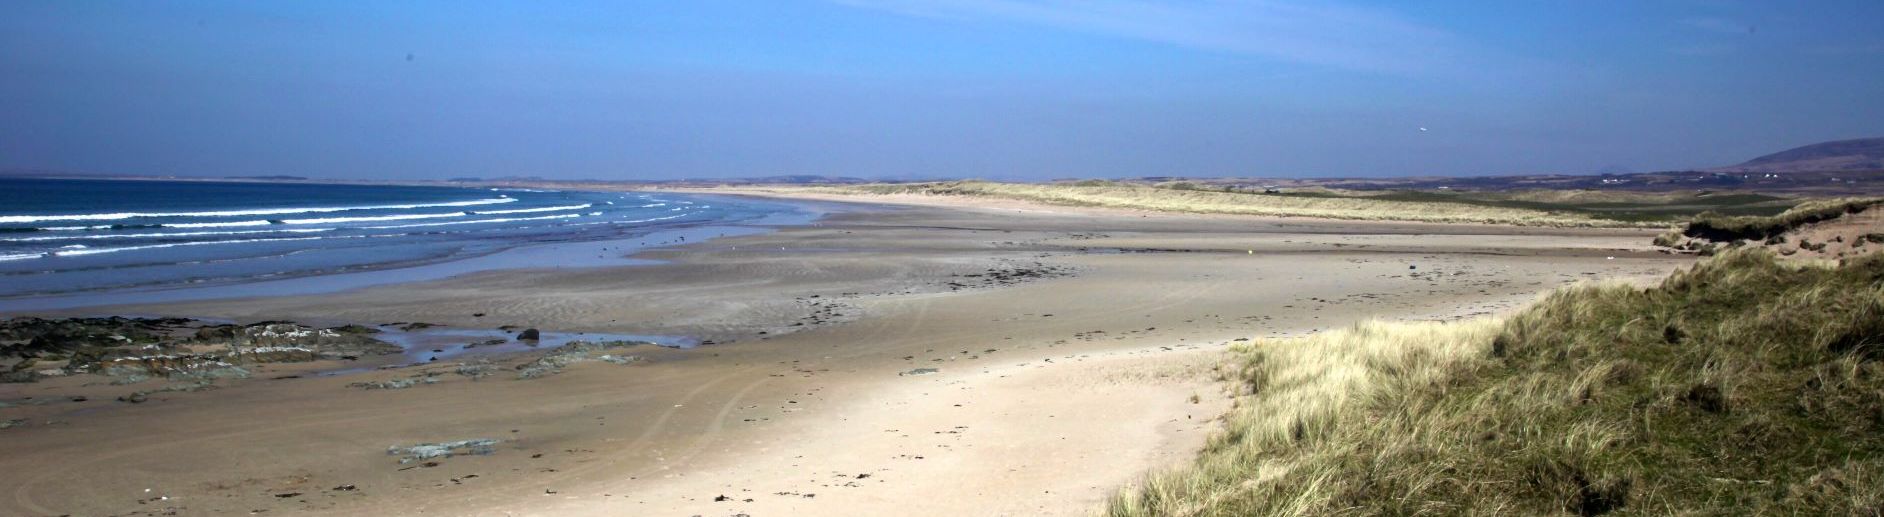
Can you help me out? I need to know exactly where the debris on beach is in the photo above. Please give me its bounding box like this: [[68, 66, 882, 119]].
[[938, 259, 1075, 292], [0, 418, 25, 429], [387, 438, 501, 464], [899, 368, 939, 376]]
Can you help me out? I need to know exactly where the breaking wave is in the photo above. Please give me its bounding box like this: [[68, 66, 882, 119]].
[[0, 197, 515, 224]]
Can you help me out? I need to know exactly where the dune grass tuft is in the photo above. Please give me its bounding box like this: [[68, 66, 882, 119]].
[[1109, 249, 1884, 516]]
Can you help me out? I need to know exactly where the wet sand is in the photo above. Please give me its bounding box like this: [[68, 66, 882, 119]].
[[0, 194, 1687, 516]]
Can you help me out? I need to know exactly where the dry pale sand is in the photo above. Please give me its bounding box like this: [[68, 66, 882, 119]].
[[0, 194, 1689, 516]]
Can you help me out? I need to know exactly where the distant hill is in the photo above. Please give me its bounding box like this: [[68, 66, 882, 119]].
[[1713, 137, 1884, 172]]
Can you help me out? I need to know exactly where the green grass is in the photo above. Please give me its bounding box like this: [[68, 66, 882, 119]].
[[1108, 249, 1884, 516], [1194, 187, 1794, 223], [1683, 197, 1884, 242]]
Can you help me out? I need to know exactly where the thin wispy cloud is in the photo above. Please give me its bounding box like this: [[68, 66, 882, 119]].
[[830, 0, 1461, 73]]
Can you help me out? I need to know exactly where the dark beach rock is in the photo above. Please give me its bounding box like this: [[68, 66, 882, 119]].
[[463, 338, 507, 349], [517, 328, 541, 341], [3, 317, 398, 383], [328, 324, 381, 335], [226, 323, 401, 360], [104, 356, 250, 381], [193, 325, 236, 341], [2, 316, 178, 359]]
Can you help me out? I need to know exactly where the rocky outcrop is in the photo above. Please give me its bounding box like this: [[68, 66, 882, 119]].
[[1, 318, 400, 382], [514, 340, 648, 379], [1, 317, 187, 359]]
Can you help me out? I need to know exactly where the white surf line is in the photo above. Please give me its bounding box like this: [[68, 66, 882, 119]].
[[164, 220, 279, 228], [0, 197, 516, 224], [277, 211, 472, 225], [360, 212, 584, 229], [46, 236, 332, 257], [2, 228, 336, 242], [567, 213, 687, 226], [160, 210, 471, 228], [471, 203, 592, 215]]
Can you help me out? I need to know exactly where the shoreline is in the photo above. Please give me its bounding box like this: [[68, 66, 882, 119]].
[[0, 196, 1691, 516], [0, 192, 864, 316]]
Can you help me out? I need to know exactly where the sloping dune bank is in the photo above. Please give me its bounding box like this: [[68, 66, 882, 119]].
[[0, 192, 1686, 516]]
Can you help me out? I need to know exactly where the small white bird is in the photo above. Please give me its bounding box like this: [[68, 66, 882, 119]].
[[1418, 127, 1429, 132]]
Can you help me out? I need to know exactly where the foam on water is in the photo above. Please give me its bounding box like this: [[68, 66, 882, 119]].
[[362, 212, 584, 229], [0, 197, 516, 224], [50, 236, 332, 257], [3, 228, 336, 242], [472, 203, 592, 215], [278, 211, 471, 225]]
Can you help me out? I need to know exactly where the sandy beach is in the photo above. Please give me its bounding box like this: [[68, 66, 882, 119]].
[[0, 193, 1688, 516]]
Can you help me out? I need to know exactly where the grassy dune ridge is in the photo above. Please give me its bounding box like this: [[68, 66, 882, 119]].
[[1110, 250, 1884, 516], [1682, 197, 1884, 242], [803, 181, 1654, 227]]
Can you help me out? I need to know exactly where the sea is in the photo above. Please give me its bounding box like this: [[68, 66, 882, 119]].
[[0, 178, 808, 306]]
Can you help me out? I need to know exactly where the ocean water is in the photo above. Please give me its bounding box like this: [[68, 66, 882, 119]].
[[0, 178, 801, 300]]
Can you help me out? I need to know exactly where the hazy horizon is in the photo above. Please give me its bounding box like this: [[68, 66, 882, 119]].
[[4, 1, 1882, 181]]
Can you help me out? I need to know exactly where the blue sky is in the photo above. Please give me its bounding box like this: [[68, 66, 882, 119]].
[[2, 1, 1881, 180]]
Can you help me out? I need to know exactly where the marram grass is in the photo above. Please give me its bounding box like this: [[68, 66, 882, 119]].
[[1109, 249, 1884, 516], [1683, 197, 1884, 242]]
